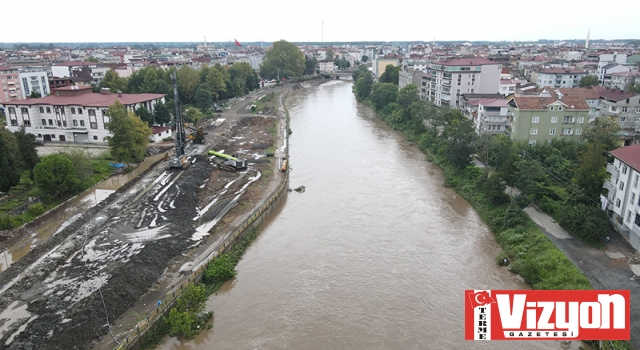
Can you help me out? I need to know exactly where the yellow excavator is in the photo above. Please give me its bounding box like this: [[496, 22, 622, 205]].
[[185, 124, 207, 144]]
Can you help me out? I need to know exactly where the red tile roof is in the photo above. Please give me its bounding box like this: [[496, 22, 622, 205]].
[[0, 65, 17, 71], [594, 86, 639, 101], [610, 144, 640, 173], [3, 92, 165, 107], [511, 96, 589, 110], [539, 68, 586, 74], [480, 99, 509, 107], [53, 61, 99, 66], [440, 57, 499, 66], [152, 126, 171, 134]]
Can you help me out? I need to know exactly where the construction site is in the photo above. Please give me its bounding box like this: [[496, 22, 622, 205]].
[[0, 81, 302, 349]]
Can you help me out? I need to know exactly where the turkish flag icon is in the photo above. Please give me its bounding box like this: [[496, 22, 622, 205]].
[[468, 291, 496, 308], [234, 39, 242, 47]]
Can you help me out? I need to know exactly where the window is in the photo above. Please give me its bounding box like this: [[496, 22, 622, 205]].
[[616, 198, 621, 208], [88, 109, 96, 117], [636, 214, 640, 227], [41, 118, 46, 125], [620, 117, 626, 122], [563, 116, 575, 123], [621, 107, 627, 112], [634, 174, 639, 188], [622, 165, 628, 174], [551, 116, 558, 123], [627, 210, 633, 223], [561, 128, 573, 135], [531, 116, 540, 123], [51, 134, 56, 139], [71, 107, 76, 114], [577, 116, 584, 123], [80, 120, 85, 127], [39, 107, 44, 113], [73, 120, 78, 126], [78, 108, 83, 114], [90, 122, 97, 129], [576, 128, 582, 135], [619, 182, 624, 191], [48, 119, 53, 126], [93, 135, 98, 140], [636, 117, 640, 123], [530, 128, 538, 135], [549, 128, 556, 135], [550, 106, 554, 111], [37, 134, 42, 138], [529, 140, 537, 146], [631, 193, 636, 205], [558, 107, 563, 111]]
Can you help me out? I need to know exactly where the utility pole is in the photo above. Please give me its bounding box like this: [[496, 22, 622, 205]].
[[321, 21, 324, 44]]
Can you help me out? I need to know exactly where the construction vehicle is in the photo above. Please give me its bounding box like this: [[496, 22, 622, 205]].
[[185, 124, 207, 144], [207, 150, 247, 172], [169, 72, 190, 169]]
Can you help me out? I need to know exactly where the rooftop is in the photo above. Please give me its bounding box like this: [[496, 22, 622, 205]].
[[539, 68, 586, 74], [3, 91, 165, 107], [511, 95, 590, 110], [594, 86, 639, 101], [438, 57, 499, 66], [610, 144, 640, 173]]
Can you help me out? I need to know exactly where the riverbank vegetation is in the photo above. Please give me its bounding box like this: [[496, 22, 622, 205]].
[[353, 65, 631, 349], [141, 228, 261, 348]]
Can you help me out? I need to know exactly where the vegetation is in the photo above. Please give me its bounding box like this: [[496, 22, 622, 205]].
[[579, 75, 600, 88], [260, 40, 305, 80], [0, 129, 21, 192], [167, 283, 212, 338], [105, 101, 152, 163], [33, 154, 80, 199], [379, 64, 401, 84]]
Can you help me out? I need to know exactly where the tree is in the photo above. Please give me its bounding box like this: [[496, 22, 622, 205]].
[[361, 55, 369, 62], [379, 65, 401, 84], [205, 68, 226, 100], [176, 65, 201, 104], [194, 86, 213, 112], [84, 56, 99, 63], [441, 110, 477, 169], [14, 127, 40, 180], [153, 101, 172, 125], [354, 73, 373, 101], [184, 108, 203, 124], [483, 173, 511, 205], [105, 101, 152, 163], [141, 67, 159, 93], [514, 159, 547, 195], [325, 48, 335, 61], [33, 154, 80, 198], [578, 75, 599, 88], [29, 91, 41, 98], [370, 83, 398, 111], [396, 85, 420, 112], [352, 64, 371, 81], [304, 56, 318, 75], [135, 106, 155, 127], [99, 69, 127, 93], [260, 40, 305, 79], [167, 283, 210, 338], [629, 84, 640, 93], [573, 144, 608, 197], [0, 130, 20, 192], [583, 117, 620, 152]]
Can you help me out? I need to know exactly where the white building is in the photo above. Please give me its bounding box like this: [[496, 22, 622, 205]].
[[536, 68, 587, 88], [426, 57, 501, 107], [476, 99, 510, 135], [597, 52, 627, 83], [604, 144, 640, 251], [318, 61, 335, 73], [19, 71, 50, 98], [499, 79, 528, 97], [151, 126, 172, 143], [2, 86, 165, 144]]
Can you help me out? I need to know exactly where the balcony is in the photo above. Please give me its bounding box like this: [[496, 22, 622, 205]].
[[604, 180, 617, 200], [442, 80, 451, 87], [606, 163, 619, 175]]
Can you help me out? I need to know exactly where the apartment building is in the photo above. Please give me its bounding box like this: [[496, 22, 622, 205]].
[[594, 87, 640, 145], [476, 99, 510, 136], [509, 93, 590, 145], [604, 144, 640, 251], [536, 68, 587, 88], [597, 51, 627, 83], [19, 71, 50, 98], [2, 86, 164, 144], [426, 57, 501, 107], [373, 57, 399, 78], [0, 66, 21, 103]]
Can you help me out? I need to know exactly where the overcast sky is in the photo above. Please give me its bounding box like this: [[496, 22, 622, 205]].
[[3, 0, 640, 43]]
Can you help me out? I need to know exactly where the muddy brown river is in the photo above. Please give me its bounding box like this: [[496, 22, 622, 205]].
[[158, 81, 575, 349]]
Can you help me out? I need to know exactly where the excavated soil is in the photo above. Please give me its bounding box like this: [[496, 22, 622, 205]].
[[0, 107, 279, 350]]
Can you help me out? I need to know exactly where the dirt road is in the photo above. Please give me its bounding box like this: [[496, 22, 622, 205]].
[[0, 83, 298, 350]]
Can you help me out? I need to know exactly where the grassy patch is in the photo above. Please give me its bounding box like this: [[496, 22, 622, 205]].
[[252, 93, 278, 114]]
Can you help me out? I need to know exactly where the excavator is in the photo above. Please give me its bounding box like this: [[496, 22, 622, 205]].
[[185, 124, 207, 144], [207, 150, 247, 172]]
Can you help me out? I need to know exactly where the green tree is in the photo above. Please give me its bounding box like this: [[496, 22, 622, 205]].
[[370, 83, 398, 110], [325, 48, 335, 61], [354, 73, 374, 101], [396, 85, 420, 113], [379, 65, 401, 84], [29, 91, 41, 98], [205, 68, 226, 101], [184, 108, 203, 124], [141, 67, 159, 93], [583, 117, 620, 152], [153, 101, 172, 125], [629, 84, 640, 93], [352, 64, 370, 81], [578, 75, 599, 88], [84, 56, 99, 63], [573, 144, 608, 197], [167, 283, 210, 338], [176, 65, 201, 104], [99, 69, 127, 93], [60, 149, 93, 184], [483, 173, 511, 205], [260, 40, 305, 79], [304, 56, 318, 75], [14, 127, 40, 180], [135, 106, 155, 127], [441, 110, 477, 169], [556, 203, 608, 244], [0, 130, 21, 192], [514, 159, 547, 195], [228, 62, 257, 94], [105, 101, 152, 163], [33, 154, 80, 198], [203, 254, 236, 284], [194, 86, 213, 112], [361, 55, 369, 62]]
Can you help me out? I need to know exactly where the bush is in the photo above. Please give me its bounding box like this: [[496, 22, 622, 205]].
[[27, 203, 46, 217], [203, 254, 236, 284], [0, 214, 21, 230], [556, 203, 608, 245], [494, 204, 526, 231], [167, 283, 212, 338], [513, 194, 530, 209], [536, 196, 559, 216]]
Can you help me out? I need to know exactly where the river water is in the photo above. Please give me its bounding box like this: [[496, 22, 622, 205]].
[[159, 81, 573, 350]]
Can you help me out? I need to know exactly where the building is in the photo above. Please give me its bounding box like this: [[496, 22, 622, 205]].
[[597, 51, 627, 83], [508, 93, 590, 145], [594, 87, 640, 145], [476, 99, 511, 136], [150, 126, 172, 143], [604, 70, 639, 90], [0, 65, 21, 103], [318, 60, 335, 73], [604, 144, 640, 251], [51, 61, 101, 78], [19, 71, 50, 98], [426, 57, 501, 107], [499, 79, 528, 97], [536, 68, 587, 88], [2, 86, 165, 144], [373, 57, 399, 78]]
